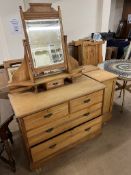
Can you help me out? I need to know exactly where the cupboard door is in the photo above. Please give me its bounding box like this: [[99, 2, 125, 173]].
[[82, 44, 98, 65]]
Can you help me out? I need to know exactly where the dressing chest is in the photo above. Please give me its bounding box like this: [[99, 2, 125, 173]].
[[9, 76, 105, 169]]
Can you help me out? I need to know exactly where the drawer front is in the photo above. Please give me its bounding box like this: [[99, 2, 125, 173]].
[[27, 116, 69, 146], [70, 90, 103, 113], [31, 116, 102, 162], [71, 115, 102, 135], [46, 79, 64, 90], [27, 104, 102, 146], [23, 103, 68, 131]]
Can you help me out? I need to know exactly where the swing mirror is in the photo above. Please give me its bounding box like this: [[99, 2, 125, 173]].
[[25, 19, 64, 69], [20, 3, 67, 77]]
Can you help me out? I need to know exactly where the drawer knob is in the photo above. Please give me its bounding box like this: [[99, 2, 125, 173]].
[[83, 112, 90, 116], [53, 82, 58, 85], [83, 99, 90, 103], [49, 144, 57, 149], [45, 128, 54, 133], [85, 127, 91, 132], [44, 113, 53, 118]]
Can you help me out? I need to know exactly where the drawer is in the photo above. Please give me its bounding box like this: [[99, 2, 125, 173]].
[[70, 103, 102, 120], [70, 90, 103, 113], [27, 116, 69, 146], [71, 115, 102, 135], [45, 79, 64, 90], [31, 130, 71, 162], [23, 103, 68, 131], [27, 104, 102, 146], [31, 116, 102, 162]]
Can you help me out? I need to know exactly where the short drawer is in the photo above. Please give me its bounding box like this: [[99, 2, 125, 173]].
[[23, 103, 68, 131], [31, 116, 102, 162], [45, 79, 64, 90], [70, 103, 102, 121], [69, 90, 103, 113], [27, 103, 102, 146]]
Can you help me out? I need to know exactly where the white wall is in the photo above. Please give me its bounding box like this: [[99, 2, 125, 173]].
[[0, 0, 24, 64], [109, 0, 124, 32], [53, 0, 103, 42], [29, 0, 103, 42], [0, 0, 112, 63]]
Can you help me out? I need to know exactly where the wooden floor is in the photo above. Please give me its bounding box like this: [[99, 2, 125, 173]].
[[0, 90, 131, 175]]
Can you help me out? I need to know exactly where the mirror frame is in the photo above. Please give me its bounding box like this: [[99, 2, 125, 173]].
[[20, 3, 67, 77]]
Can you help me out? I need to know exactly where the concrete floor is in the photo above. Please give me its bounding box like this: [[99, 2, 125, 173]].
[[0, 90, 131, 175]]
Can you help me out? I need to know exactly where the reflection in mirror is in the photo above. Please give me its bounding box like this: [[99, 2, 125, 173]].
[[25, 19, 64, 68]]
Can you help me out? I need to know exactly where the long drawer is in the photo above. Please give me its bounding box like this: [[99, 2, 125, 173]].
[[23, 103, 69, 131], [27, 103, 102, 146], [70, 90, 103, 113], [31, 116, 102, 162]]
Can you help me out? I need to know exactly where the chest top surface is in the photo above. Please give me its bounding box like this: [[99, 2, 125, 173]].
[[9, 76, 105, 118]]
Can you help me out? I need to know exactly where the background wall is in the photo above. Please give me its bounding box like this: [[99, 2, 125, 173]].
[[0, 0, 111, 63], [0, 0, 24, 64], [109, 0, 124, 32]]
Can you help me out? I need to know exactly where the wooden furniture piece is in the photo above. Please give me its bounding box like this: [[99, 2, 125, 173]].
[[99, 59, 131, 112], [106, 47, 118, 60], [121, 0, 131, 38], [0, 89, 15, 172], [9, 76, 105, 170], [8, 3, 81, 92], [72, 40, 104, 66], [3, 59, 22, 82], [0, 68, 8, 89], [0, 114, 15, 172], [83, 68, 117, 123]]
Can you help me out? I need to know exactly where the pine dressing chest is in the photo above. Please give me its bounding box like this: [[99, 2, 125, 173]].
[[9, 76, 105, 169]]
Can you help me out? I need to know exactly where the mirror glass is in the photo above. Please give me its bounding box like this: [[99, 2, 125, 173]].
[[25, 19, 64, 68]]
